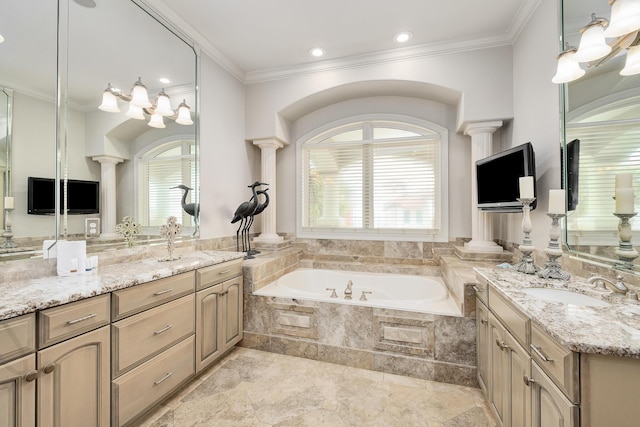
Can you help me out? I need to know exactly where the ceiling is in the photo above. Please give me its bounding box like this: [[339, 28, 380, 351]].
[[146, 0, 542, 82]]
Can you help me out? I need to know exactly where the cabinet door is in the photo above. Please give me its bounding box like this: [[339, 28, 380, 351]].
[[476, 299, 490, 396], [505, 331, 531, 427], [38, 326, 110, 427], [531, 362, 578, 427], [222, 276, 243, 352], [0, 354, 36, 427], [488, 312, 507, 427], [195, 283, 224, 373]]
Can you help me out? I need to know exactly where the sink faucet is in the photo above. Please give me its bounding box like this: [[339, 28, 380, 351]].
[[344, 280, 353, 299], [587, 275, 629, 294]]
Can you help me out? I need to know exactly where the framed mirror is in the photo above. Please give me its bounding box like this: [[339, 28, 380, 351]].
[[561, 0, 640, 273]]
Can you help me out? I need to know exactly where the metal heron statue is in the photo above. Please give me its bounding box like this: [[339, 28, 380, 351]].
[[246, 188, 270, 256], [231, 181, 267, 256], [171, 185, 200, 235]]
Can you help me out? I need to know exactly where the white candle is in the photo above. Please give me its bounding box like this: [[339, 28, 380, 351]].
[[3, 196, 14, 210], [615, 173, 633, 189], [548, 189, 566, 214], [615, 188, 635, 214], [519, 176, 534, 199]]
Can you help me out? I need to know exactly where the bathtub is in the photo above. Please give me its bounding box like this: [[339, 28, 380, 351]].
[[254, 268, 461, 316]]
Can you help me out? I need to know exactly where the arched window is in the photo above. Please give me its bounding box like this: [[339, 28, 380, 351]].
[[136, 139, 197, 228], [298, 115, 448, 241]]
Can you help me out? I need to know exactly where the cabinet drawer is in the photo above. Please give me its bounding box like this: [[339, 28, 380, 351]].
[[489, 287, 529, 349], [531, 323, 579, 404], [474, 275, 489, 306], [0, 313, 36, 362], [112, 336, 195, 427], [112, 271, 195, 320], [112, 294, 194, 377], [38, 294, 110, 348], [196, 259, 242, 291]]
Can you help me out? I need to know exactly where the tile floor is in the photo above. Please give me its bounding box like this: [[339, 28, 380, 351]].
[[133, 347, 498, 427]]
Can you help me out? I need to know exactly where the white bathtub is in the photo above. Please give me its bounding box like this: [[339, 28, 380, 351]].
[[254, 268, 461, 316]]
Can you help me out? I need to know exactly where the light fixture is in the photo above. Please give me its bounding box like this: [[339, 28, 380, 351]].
[[394, 32, 413, 43], [604, 0, 640, 38], [0, 34, 4, 44], [98, 77, 194, 128], [574, 14, 611, 62], [309, 47, 325, 58], [552, 46, 585, 84], [621, 43, 640, 74]]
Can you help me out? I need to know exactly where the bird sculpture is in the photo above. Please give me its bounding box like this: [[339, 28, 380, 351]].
[[171, 185, 200, 235], [245, 188, 270, 256], [231, 181, 267, 255]]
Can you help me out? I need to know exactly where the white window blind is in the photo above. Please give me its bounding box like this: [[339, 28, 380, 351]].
[[301, 121, 442, 235]]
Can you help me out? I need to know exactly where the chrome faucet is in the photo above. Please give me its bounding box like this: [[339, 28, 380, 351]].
[[344, 280, 353, 299], [587, 274, 629, 294]]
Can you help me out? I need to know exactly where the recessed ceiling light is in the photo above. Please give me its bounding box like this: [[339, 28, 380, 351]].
[[310, 47, 325, 58], [159, 77, 171, 84], [394, 32, 413, 44]]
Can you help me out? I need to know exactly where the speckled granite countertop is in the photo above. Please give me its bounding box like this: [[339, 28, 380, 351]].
[[476, 267, 640, 359], [0, 251, 244, 321]]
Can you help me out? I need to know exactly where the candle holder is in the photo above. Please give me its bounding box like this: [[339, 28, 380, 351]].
[[1, 207, 18, 249], [539, 213, 570, 280], [614, 212, 638, 269], [514, 198, 540, 274]]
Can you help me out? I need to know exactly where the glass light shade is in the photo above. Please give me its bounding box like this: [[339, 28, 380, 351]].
[[130, 78, 152, 108], [154, 90, 174, 116], [98, 89, 120, 113], [175, 100, 193, 125], [125, 104, 145, 120], [148, 112, 166, 128], [604, 0, 640, 38], [621, 44, 640, 75], [575, 23, 612, 62], [552, 50, 586, 83]]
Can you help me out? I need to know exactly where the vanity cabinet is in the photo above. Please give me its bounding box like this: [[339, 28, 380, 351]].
[[530, 361, 578, 427], [475, 299, 489, 396]]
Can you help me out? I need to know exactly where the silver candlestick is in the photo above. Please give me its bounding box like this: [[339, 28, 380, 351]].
[[514, 198, 540, 274], [1, 207, 18, 249], [614, 212, 638, 269], [539, 213, 570, 280]]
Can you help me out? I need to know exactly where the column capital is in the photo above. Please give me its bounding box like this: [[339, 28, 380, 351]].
[[251, 137, 286, 150], [463, 121, 503, 137], [91, 155, 125, 165]]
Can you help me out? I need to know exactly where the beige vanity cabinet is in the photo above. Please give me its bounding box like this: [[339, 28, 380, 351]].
[[0, 313, 37, 427], [530, 361, 578, 427], [475, 299, 489, 396], [195, 259, 243, 373]]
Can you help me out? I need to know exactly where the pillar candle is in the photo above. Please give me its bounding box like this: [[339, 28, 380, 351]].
[[3, 196, 14, 210], [548, 189, 566, 214], [615, 188, 635, 214], [519, 176, 534, 199], [615, 173, 633, 189]]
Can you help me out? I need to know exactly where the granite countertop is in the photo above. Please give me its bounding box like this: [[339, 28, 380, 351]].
[[476, 267, 640, 359], [0, 251, 244, 321]]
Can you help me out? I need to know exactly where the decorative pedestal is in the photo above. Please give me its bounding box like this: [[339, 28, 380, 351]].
[[514, 198, 540, 274], [1, 208, 17, 248], [614, 212, 638, 269], [539, 213, 570, 280]]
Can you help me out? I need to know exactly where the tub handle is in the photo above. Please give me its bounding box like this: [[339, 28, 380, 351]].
[[326, 288, 338, 298], [359, 291, 372, 301]]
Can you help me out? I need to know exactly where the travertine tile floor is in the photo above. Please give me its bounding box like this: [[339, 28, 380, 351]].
[[134, 347, 498, 427]]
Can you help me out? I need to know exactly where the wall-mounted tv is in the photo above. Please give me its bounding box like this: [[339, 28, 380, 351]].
[[476, 142, 537, 212], [28, 177, 100, 215], [562, 138, 579, 212]]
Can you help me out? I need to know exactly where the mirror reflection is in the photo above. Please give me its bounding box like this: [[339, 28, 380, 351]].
[[562, 0, 640, 271], [0, 0, 198, 260]]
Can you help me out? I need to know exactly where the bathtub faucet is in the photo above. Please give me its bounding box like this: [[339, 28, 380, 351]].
[[344, 280, 353, 299]]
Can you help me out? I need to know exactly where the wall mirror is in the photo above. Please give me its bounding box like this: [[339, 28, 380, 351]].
[[0, 0, 198, 261], [561, 0, 640, 273]]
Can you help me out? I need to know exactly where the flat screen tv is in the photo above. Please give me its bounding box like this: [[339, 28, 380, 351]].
[[476, 142, 537, 212], [28, 177, 100, 215], [562, 138, 580, 211]]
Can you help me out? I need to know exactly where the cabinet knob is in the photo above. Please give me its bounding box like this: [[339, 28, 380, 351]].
[[480, 318, 487, 325], [523, 375, 536, 387], [42, 364, 55, 374], [495, 339, 509, 351], [24, 370, 38, 382]]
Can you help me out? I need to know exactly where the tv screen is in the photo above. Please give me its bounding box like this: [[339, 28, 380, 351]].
[[28, 177, 100, 215], [476, 142, 537, 211], [562, 139, 579, 212]]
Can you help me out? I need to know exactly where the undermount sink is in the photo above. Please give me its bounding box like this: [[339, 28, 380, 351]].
[[522, 288, 609, 307]]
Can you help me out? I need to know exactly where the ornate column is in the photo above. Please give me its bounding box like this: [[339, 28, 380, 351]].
[[251, 138, 286, 244], [92, 155, 124, 237], [463, 121, 504, 253]]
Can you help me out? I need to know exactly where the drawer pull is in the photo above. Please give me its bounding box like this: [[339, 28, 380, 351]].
[[153, 325, 173, 335], [523, 375, 536, 387], [153, 288, 173, 296], [473, 285, 480, 293], [531, 344, 554, 362], [218, 269, 231, 275], [153, 372, 173, 385], [480, 318, 488, 325], [24, 370, 38, 382], [66, 313, 97, 325], [42, 364, 55, 375], [495, 339, 510, 351]]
